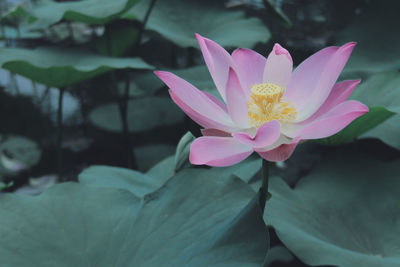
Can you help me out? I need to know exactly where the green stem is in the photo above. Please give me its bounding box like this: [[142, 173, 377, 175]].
[[136, 0, 157, 46], [0, 2, 9, 47], [57, 87, 65, 181], [118, 76, 137, 169], [259, 159, 270, 213], [114, 0, 156, 169]]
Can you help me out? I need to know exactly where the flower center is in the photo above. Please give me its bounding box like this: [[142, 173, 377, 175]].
[[248, 82, 297, 127]]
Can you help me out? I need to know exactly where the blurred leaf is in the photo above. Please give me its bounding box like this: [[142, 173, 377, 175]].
[[174, 131, 195, 172], [317, 107, 394, 145], [95, 24, 139, 57], [124, 0, 271, 48], [79, 165, 171, 198], [172, 65, 221, 100], [264, 0, 292, 27], [350, 71, 400, 113], [134, 144, 175, 172], [0, 181, 13, 190], [1, 4, 30, 21], [89, 96, 185, 133], [0, 165, 268, 266], [266, 150, 400, 267], [338, 1, 400, 74], [15, 175, 57, 195], [0, 25, 42, 39], [0, 47, 152, 87], [362, 113, 400, 150], [24, 0, 140, 29], [1, 4, 35, 27], [0, 135, 41, 178], [43, 22, 100, 44], [131, 70, 164, 93], [173, 65, 214, 90]]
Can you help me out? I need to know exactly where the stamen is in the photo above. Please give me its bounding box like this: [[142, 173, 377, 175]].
[[248, 82, 297, 127]]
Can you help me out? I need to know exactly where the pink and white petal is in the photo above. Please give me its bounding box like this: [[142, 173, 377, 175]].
[[232, 120, 281, 148], [263, 43, 293, 88], [226, 67, 249, 127], [155, 71, 234, 128], [195, 33, 234, 101], [232, 48, 266, 94], [202, 91, 228, 113], [286, 42, 357, 122], [256, 138, 300, 162], [282, 100, 368, 139], [189, 136, 253, 167], [201, 128, 231, 137], [301, 79, 361, 124], [169, 90, 237, 132], [255, 134, 294, 152]]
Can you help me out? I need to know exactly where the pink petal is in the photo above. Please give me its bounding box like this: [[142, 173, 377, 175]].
[[155, 71, 235, 130], [301, 79, 361, 124], [195, 33, 234, 102], [232, 120, 281, 148], [202, 91, 228, 113], [201, 128, 231, 137], [282, 100, 369, 139], [226, 67, 249, 127], [256, 138, 300, 162], [286, 42, 356, 122], [169, 90, 237, 132], [190, 136, 253, 167], [232, 48, 266, 94], [263, 43, 293, 88]]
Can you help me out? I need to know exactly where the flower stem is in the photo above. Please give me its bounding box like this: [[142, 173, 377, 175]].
[[259, 159, 270, 213], [118, 76, 137, 169], [57, 87, 65, 181], [137, 0, 157, 44]]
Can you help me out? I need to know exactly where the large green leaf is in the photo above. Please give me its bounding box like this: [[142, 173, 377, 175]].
[[124, 0, 270, 48], [317, 106, 394, 145], [0, 47, 152, 87], [263, 246, 294, 266], [265, 151, 400, 267], [23, 0, 140, 29], [361, 113, 400, 150], [79, 165, 171, 198], [89, 96, 185, 133], [337, 0, 400, 74], [145, 155, 175, 181], [318, 71, 400, 145], [350, 71, 400, 114], [0, 165, 268, 266]]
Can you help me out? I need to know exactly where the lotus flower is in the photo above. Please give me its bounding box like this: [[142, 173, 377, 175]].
[[155, 34, 368, 166]]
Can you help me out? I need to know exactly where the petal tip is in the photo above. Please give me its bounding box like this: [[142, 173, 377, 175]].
[[153, 70, 162, 76], [153, 70, 169, 78], [195, 33, 207, 46], [341, 42, 357, 53], [345, 41, 357, 47], [273, 43, 293, 64], [361, 104, 369, 113]]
